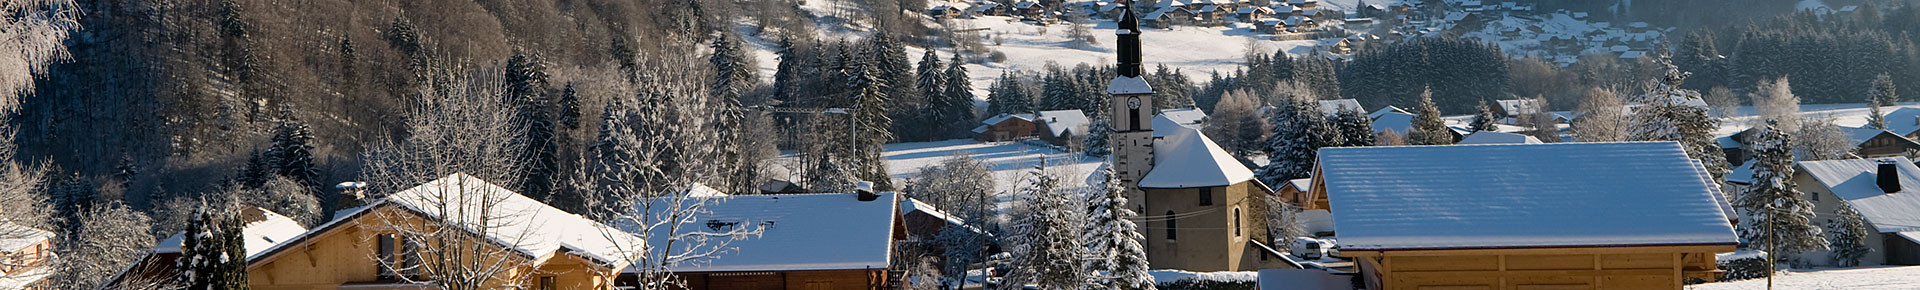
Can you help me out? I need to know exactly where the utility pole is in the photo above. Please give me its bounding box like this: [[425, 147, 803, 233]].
[[1767, 204, 1776, 290]]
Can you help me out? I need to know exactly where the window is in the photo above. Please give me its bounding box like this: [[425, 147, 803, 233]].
[[1811, 192, 1820, 202], [1233, 208, 1242, 237], [1165, 211, 1177, 240], [377, 234, 398, 279], [376, 233, 423, 280], [1199, 187, 1213, 206], [538, 276, 556, 290]]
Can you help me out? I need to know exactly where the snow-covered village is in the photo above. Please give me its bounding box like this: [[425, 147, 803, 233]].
[[7, 0, 1920, 289]]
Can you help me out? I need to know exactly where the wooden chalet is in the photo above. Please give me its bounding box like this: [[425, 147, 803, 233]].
[[650, 192, 905, 290], [103, 207, 309, 289], [972, 113, 1038, 142], [0, 222, 54, 290], [1793, 157, 1920, 266], [1035, 109, 1090, 147], [1316, 142, 1739, 290]]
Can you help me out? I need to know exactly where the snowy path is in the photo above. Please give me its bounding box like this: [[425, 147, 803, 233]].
[[1690, 266, 1920, 290]]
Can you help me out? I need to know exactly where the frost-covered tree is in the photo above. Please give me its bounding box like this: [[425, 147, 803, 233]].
[[709, 32, 758, 101], [1262, 193, 1306, 241], [1827, 202, 1872, 267], [247, 176, 323, 227], [1735, 120, 1827, 262], [907, 50, 947, 142], [1003, 166, 1085, 290], [1469, 100, 1499, 132], [1518, 97, 1560, 142], [1629, 60, 1729, 184], [1408, 88, 1452, 145], [1260, 96, 1324, 184], [1706, 86, 1741, 119], [1085, 119, 1112, 157], [1751, 77, 1801, 132], [557, 83, 582, 130], [905, 154, 995, 223], [0, 0, 79, 103], [1572, 87, 1627, 142], [848, 55, 895, 190], [177, 200, 247, 290], [1206, 90, 1266, 157], [49, 201, 153, 289], [1792, 118, 1855, 161], [1082, 167, 1154, 290]]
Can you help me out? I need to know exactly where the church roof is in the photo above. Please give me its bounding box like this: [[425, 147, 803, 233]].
[[1140, 127, 1256, 188]]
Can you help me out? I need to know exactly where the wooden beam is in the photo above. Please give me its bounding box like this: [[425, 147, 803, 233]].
[[1344, 245, 1735, 257], [1673, 253, 1683, 289]]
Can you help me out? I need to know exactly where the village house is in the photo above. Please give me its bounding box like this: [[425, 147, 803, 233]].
[[1316, 142, 1739, 290], [1790, 157, 1920, 266], [1235, 6, 1274, 22], [1317, 99, 1363, 116], [967, 1, 1006, 17], [1013, 0, 1051, 19], [103, 206, 309, 288], [925, 1, 973, 18], [1109, 3, 1297, 271], [1034, 109, 1091, 147], [0, 222, 54, 290], [112, 174, 642, 290], [1717, 126, 1920, 166], [651, 191, 904, 290], [1143, 6, 1195, 28], [972, 113, 1038, 142], [1369, 111, 1465, 143], [1875, 107, 1920, 139], [1493, 98, 1543, 123]]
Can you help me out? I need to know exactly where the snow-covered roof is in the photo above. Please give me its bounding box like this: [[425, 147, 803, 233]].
[[1141, 127, 1256, 188], [1370, 112, 1414, 135], [1319, 142, 1738, 250], [1369, 106, 1411, 120], [646, 193, 898, 272], [1153, 108, 1209, 138], [1688, 159, 1739, 220], [1728, 160, 1756, 184], [1317, 99, 1363, 116], [153, 207, 308, 259], [1107, 76, 1154, 95], [1798, 157, 1920, 233], [1619, 51, 1646, 59], [1037, 110, 1091, 138], [1879, 107, 1920, 135], [981, 113, 1036, 126], [1013, 0, 1039, 9], [1457, 131, 1542, 144], [1843, 127, 1916, 148], [1236, 6, 1272, 14], [0, 265, 50, 289], [1495, 99, 1541, 116], [253, 174, 640, 270], [1285, 178, 1311, 192], [1146, 6, 1183, 19], [0, 221, 52, 253]]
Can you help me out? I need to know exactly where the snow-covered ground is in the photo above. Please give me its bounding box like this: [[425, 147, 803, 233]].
[[1691, 266, 1920, 290], [880, 139, 1104, 194]]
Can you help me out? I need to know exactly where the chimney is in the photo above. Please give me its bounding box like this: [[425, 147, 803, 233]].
[[856, 181, 879, 201], [1879, 161, 1902, 193]]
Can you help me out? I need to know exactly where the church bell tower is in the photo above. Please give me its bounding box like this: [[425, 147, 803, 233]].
[[1107, 0, 1155, 212]]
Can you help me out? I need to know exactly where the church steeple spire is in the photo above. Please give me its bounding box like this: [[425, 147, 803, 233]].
[[1116, 0, 1144, 78]]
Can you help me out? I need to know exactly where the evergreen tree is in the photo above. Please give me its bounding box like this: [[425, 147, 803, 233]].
[[848, 57, 895, 190], [1736, 120, 1827, 261], [267, 106, 319, 189], [1334, 109, 1375, 147], [937, 53, 978, 139], [1408, 89, 1452, 145], [1082, 167, 1155, 290], [1085, 119, 1112, 157], [236, 150, 272, 189], [772, 37, 807, 106], [1004, 165, 1085, 290], [1470, 100, 1499, 132], [113, 153, 137, 196], [988, 71, 1033, 116], [1040, 64, 1079, 111], [909, 50, 948, 142], [557, 83, 582, 130], [1260, 98, 1324, 184], [710, 32, 758, 101], [1629, 60, 1730, 184], [177, 201, 247, 290], [870, 33, 918, 143], [1868, 74, 1899, 129], [1827, 201, 1873, 267], [507, 52, 559, 201]]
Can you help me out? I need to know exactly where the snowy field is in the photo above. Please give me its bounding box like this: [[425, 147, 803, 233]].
[[879, 139, 1105, 194], [1691, 266, 1920, 290]]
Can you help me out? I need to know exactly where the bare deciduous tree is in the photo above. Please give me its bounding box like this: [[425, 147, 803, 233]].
[[1572, 87, 1627, 142]]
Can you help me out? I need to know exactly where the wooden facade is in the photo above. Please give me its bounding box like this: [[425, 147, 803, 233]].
[[975, 116, 1037, 142], [244, 206, 621, 290], [1347, 245, 1733, 290]]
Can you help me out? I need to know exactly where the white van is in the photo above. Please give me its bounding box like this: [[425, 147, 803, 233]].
[[1290, 237, 1328, 260]]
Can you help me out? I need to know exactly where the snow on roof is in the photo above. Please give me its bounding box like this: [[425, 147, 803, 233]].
[[1108, 76, 1154, 95], [0, 265, 50, 289], [0, 222, 51, 253], [1319, 142, 1738, 250], [1236, 6, 1271, 14], [1797, 157, 1920, 233], [1013, 0, 1038, 9], [1688, 159, 1739, 220], [1141, 127, 1256, 188], [1037, 110, 1091, 138], [981, 113, 1036, 126], [1370, 112, 1414, 135], [1843, 127, 1914, 147], [900, 198, 962, 226], [1495, 99, 1541, 115], [1317, 99, 1363, 116], [685, 183, 730, 197], [1153, 108, 1209, 138], [1881, 107, 1920, 135], [255, 174, 640, 269], [645, 193, 897, 272], [1620, 51, 1646, 59], [153, 207, 308, 259], [1457, 131, 1542, 144], [1727, 160, 1756, 184], [1369, 106, 1411, 120], [1285, 178, 1311, 192]]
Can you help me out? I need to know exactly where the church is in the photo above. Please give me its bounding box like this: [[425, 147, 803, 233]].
[[1105, 0, 1297, 272]]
